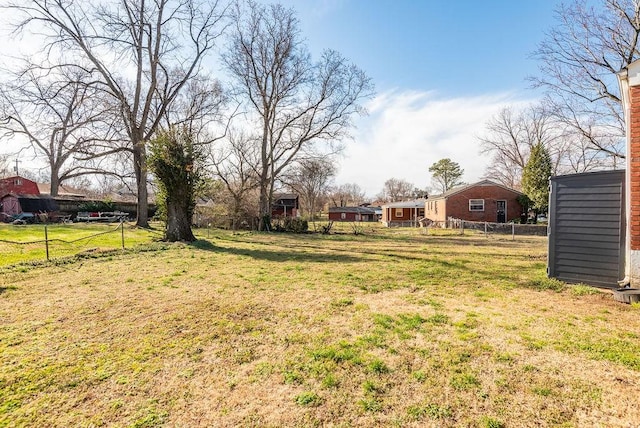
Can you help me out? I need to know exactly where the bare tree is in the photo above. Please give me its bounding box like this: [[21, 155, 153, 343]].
[[0, 153, 11, 177], [479, 104, 616, 189], [328, 183, 366, 207], [479, 105, 559, 189], [377, 178, 415, 202], [160, 74, 227, 142], [5, 0, 228, 226], [282, 157, 336, 219], [531, 0, 637, 161], [0, 67, 119, 196], [210, 129, 260, 229], [224, 1, 373, 230]]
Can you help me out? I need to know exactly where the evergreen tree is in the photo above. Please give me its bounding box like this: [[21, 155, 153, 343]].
[[522, 143, 552, 214], [429, 158, 464, 194]]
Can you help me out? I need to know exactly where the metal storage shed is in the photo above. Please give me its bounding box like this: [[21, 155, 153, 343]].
[[548, 170, 625, 288]]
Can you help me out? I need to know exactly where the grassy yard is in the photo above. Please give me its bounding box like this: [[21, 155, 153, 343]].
[[0, 223, 162, 266], [1, 226, 639, 427]]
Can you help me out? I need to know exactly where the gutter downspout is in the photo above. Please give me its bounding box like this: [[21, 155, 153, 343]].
[[617, 68, 632, 287]]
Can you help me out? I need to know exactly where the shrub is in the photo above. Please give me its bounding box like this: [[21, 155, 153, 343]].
[[272, 217, 308, 233], [78, 200, 115, 212]]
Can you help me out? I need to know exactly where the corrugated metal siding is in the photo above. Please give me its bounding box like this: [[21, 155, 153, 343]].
[[548, 170, 625, 288]]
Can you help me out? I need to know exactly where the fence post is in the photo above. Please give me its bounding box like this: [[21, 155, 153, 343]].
[[460, 219, 464, 235], [512, 222, 515, 241], [484, 222, 488, 237], [121, 220, 125, 250], [44, 224, 50, 261]]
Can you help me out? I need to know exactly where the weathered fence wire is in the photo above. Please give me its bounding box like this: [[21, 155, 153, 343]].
[[0, 221, 130, 263]]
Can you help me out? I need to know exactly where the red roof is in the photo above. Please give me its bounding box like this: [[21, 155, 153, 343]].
[[0, 176, 40, 197]]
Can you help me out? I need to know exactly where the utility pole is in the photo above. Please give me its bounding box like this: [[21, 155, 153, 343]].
[[14, 158, 20, 176]]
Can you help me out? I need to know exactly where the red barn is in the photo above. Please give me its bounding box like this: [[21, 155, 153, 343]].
[[0, 176, 58, 219], [424, 180, 524, 225], [0, 176, 40, 196]]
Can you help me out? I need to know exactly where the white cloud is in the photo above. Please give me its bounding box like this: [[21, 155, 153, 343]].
[[335, 89, 536, 198]]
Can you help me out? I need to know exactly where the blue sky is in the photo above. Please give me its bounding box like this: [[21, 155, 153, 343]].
[[292, 0, 558, 95], [272, 0, 563, 196]]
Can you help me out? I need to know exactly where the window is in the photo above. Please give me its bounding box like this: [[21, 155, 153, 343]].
[[469, 199, 484, 211], [341, 212, 346, 220], [395, 208, 403, 218], [14, 178, 22, 185]]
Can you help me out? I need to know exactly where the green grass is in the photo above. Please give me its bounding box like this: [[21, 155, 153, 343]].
[[0, 227, 638, 426], [0, 222, 161, 266]]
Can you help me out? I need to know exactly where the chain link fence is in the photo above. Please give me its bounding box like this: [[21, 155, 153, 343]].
[[423, 217, 547, 238]]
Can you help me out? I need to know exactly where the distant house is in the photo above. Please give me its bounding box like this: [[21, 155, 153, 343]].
[[381, 199, 426, 227], [329, 206, 377, 222], [424, 180, 524, 225], [272, 193, 299, 218], [37, 182, 87, 199], [0, 176, 59, 218], [0, 176, 40, 196]]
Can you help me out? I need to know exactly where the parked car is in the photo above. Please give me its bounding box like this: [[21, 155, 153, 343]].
[[11, 212, 35, 225]]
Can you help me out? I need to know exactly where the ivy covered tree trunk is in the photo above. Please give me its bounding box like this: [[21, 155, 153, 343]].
[[161, 183, 194, 242], [148, 127, 203, 242]]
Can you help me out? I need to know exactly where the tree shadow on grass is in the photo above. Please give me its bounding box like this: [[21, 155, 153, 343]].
[[188, 239, 365, 264], [0, 285, 18, 294]]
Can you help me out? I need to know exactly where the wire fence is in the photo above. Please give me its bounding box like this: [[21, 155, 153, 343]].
[[424, 217, 548, 239], [0, 222, 163, 266]]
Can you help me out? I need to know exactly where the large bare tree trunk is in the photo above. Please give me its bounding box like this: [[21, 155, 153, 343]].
[[258, 183, 270, 231], [132, 142, 149, 228], [165, 189, 196, 242]]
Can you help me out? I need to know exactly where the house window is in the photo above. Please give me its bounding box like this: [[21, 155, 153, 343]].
[[341, 212, 346, 220], [469, 199, 484, 211], [14, 178, 22, 185], [395, 208, 403, 218]]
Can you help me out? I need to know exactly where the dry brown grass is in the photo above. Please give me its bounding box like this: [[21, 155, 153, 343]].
[[1, 228, 640, 427]]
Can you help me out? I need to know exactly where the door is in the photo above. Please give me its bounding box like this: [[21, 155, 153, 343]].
[[496, 200, 506, 223], [2, 196, 21, 216]]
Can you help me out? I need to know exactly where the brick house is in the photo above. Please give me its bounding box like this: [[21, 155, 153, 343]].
[[328, 206, 377, 222], [381, 199, 426, 227], [616, 60, 640, 286], [424, 180, 524, 225]]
